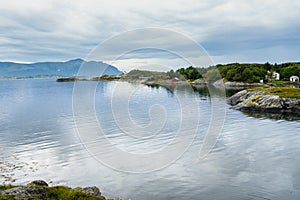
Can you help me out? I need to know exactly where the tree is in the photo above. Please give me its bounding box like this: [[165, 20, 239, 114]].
[[225, 69, 236, 81], [204, 69, 222, 82], [242, 68, 254, 82], [263, 62, 272, 71], [176, 66, 202, 80]]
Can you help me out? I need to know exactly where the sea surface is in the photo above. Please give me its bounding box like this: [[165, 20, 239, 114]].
[[0, 79, 299, 200]]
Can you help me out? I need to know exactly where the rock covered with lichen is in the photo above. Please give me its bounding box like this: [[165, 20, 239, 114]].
[[228, 90, 300, 113], [0, 185, 48, 199], [0, 180, 111, 200]]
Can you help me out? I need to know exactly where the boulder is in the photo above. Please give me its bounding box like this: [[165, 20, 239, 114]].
[[82, 186, 102, 197], [27, 180, 48, 187], [0, 186, 48, 200], [228, 90, 300, 113]]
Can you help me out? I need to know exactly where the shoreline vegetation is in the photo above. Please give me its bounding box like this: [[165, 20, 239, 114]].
[[0, 180, 117, 200], [55, 61, 300, 88]]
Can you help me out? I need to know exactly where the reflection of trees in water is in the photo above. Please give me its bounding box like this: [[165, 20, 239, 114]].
[[146, 84, 300, 121], [146, 83, 174, 96], [243, 111, 300, 121], [146, 84, 241, 98], [225, 88, 244, 97]]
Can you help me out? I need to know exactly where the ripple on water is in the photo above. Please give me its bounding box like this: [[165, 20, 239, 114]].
[[0, 79, 300, 200]]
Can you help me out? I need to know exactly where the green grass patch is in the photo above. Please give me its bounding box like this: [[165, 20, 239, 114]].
[[46, 186, 105, 200], [248, 87, 300, 98], [0, 185, 17, 191], [0, 185, 19, 200], [268, 80, 287, 86], [0, 195, 16, 200]]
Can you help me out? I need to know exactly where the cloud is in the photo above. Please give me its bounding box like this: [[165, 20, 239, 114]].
[[0, 0, 300, 70]]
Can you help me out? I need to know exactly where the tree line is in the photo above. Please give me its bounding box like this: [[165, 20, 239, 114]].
[[174, 62, 300, 83]]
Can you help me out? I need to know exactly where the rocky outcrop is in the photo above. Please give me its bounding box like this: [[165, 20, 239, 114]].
[[27, 180, 49, 187], [0, 185, 48, 199], [75, 186, 102, 198], [214, 80, 264, 88], [228, 90, 300, 113], [0, 180, 109, 200]]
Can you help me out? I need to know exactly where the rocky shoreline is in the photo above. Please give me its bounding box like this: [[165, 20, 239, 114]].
[[213, 80, 265, 89], [0, 180, 116, 200], [56, 75, 272, 89], [228, 90, 300, 114], [133, 79, 268, 90]]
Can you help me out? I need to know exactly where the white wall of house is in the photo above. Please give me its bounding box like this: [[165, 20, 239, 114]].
[[290, 76, 299, 82], [273, 72, 280, 80]]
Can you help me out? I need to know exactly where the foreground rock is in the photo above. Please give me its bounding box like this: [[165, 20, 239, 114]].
[[0, 180, 110, 200], [228, 90, 300, 113], [0, 185, 48, 199]]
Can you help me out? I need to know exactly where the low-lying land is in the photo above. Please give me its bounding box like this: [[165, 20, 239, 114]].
[[56, 65, 300, 89], [56, 75, 121, 82]]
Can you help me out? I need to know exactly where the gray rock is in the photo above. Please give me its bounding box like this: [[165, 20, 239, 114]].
[[228, 90, 300, 113], [27, 180, 48, 187], [214, 81, 264, 89], [0, 186, 48, 200], [82, 186, 102, 197]]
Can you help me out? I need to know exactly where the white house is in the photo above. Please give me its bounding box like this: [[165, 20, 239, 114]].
[[267, 71, 280, 80], [272, 72, 280, 80], [290, 75, 299, 82]]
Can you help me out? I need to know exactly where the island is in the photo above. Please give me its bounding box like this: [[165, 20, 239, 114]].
[[56, 75, 121, 82]]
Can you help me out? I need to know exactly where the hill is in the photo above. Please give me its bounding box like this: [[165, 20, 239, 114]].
[[0, 59, 123, 78]]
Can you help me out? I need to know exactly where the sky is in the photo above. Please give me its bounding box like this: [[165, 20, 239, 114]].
[[0, 0, 300, 71]]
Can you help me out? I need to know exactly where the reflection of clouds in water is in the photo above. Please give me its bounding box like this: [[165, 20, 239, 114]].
[[0, 79, 300, 199], [215, 110, 299, 196], [0, 154, 39, 184], [96, 82, 190, 155], [292, 159, 300, 191]]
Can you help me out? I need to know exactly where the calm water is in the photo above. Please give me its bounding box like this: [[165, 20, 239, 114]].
[[0, 79, 300, 200]]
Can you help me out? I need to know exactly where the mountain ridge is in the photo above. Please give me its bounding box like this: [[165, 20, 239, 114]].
[[0, 59, 123, 78]]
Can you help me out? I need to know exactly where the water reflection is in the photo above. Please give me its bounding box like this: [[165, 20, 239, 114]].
[[146, 83, 235, 99], [243, 111, 300, 121], [0, 79, 300, 200]]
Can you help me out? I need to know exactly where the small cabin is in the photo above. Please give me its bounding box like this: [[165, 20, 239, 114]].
[[171, 77, 179, 82], [290, 75, 299, 82]]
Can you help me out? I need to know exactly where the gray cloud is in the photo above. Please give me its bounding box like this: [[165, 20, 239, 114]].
[[0, 0, 299, 69]]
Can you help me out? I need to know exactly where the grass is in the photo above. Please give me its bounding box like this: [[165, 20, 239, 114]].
[[0, 185, 17, 191], [267, 80, 287, 86], [0, 195, 16, 200], [46, 186, 105, 200], [248, 87, 300, 99]]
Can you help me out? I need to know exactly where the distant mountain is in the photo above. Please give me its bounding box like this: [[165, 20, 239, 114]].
[[0, 59, 123, 78]]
